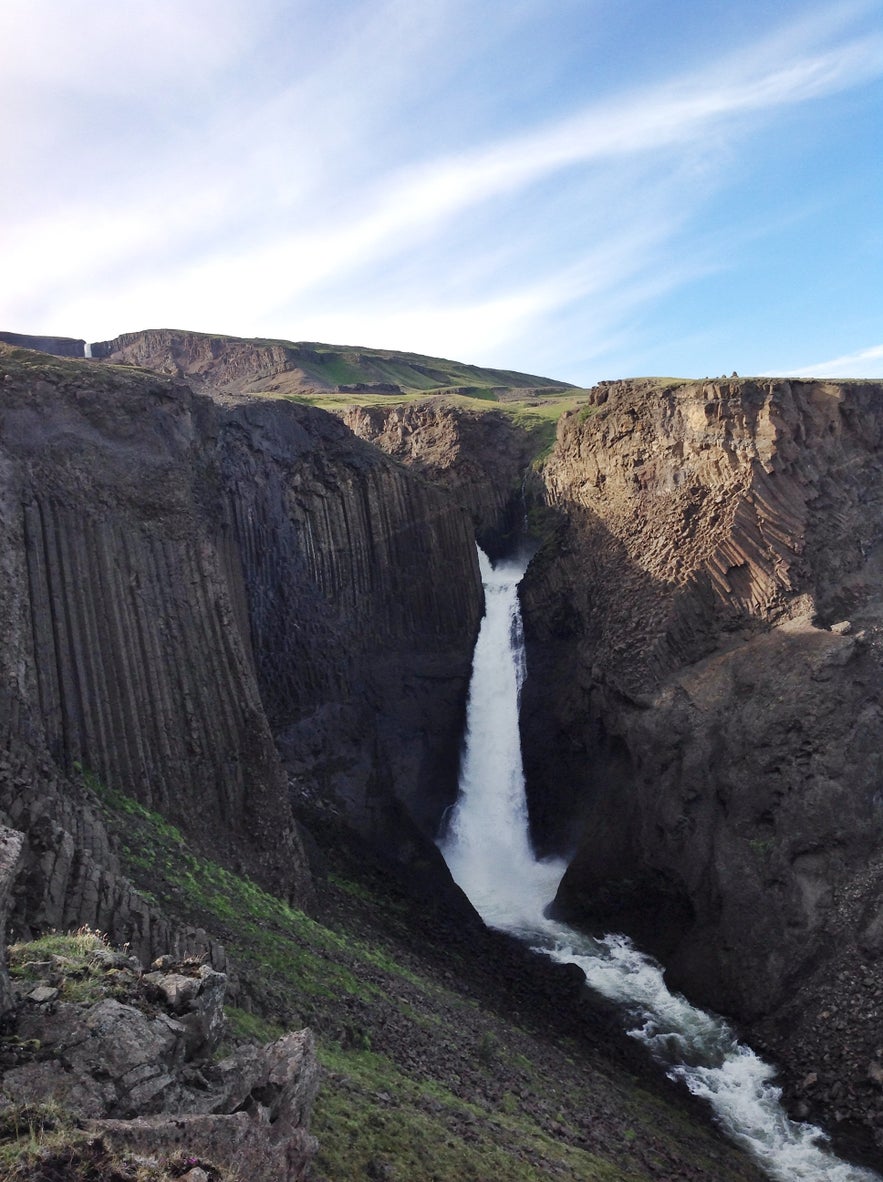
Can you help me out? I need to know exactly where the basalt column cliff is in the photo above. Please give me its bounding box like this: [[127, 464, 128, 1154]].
[[0, 343, 484, 955], [4, 332, 883, 1170], [519, 376, 883, 1150]]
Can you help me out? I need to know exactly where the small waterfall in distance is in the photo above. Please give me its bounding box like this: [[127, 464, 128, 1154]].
[[439, 546, 880, 1182]]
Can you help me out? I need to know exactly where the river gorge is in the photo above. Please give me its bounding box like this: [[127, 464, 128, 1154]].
[[1, 329, 881, 1180]]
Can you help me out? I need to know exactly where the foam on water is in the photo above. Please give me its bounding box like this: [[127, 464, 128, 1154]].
[[440, 546, 880, 1182]]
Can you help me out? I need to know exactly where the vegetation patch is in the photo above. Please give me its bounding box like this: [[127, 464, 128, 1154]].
[[313, 1044, 637, 1182], [71, 774, 763, 1182], [7, 929, 117, 1006], [0, 1104, 229, 1181]]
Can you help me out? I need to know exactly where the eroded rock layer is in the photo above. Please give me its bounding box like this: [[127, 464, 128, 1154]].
[[520, 376, 883, 1154], [341, 401, 543, 553]]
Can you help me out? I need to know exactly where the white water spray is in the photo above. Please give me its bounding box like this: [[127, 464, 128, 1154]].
[[83, 341, 93, 358], [440, 546, 880, 1182]]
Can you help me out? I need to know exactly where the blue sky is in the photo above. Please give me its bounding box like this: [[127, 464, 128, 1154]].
[[1, 0, 881, 385]]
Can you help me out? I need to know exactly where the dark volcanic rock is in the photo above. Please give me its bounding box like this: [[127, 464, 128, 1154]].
[[341, 400, 541, 555], [0, 347, 308, 907], [0, 343, 483, 946], [1, 936, 318, 1182], [215, 395, 484, 847], [0, 827, 25, 1019], [520, 376, 883, 1157]]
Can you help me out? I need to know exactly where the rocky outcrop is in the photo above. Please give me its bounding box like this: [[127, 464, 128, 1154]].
[[0, 752, 228, 974], [91, 328, 330, 394], [341, 401, 543, 554], [520, 376, 883, 1153], [1, 940, 318, 1181], [0, 827, 25, 1019]]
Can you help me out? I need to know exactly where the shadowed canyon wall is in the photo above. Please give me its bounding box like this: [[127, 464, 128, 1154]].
[[215, 396, 483, 849], [6, 331, 883, 1160], [0, 344, 483, 956]]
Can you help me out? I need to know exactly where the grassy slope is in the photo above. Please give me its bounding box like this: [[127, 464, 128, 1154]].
[[72, 776, 764, 1182], [222, 332, 590, 459], [169, 330, 575, 394], [0, 338, 585, 472]]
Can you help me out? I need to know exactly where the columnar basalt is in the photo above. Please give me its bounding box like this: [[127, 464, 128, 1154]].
[[0, 344, 484, 947], [340, 401, 543, 554], [216, 396, 484, 844], [520, 376, 883, 1153]]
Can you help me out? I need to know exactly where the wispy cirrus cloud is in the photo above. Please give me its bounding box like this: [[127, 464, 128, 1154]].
[[775, 345, 883, 378], [1, 1, 881, 381]]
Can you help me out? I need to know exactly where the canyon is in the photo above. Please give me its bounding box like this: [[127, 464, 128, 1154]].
[[0, 329, 881, 1178]]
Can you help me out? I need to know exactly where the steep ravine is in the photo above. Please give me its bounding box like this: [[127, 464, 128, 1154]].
[[4, 335, 883, 1175], [292, 372, 883, 1165], [519, 376, 883, 1163], [0, 340, 776, 1182], [340, 401, 546, 554]]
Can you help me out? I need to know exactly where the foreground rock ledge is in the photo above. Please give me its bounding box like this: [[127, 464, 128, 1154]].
[[0, 927, 318, 1181]]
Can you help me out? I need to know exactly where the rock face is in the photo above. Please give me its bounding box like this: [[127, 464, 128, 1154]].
[[0, 347, 308, 913], [216, 395, 483, 848], [89, 327, 568, 399], [341, 401, 543, 554], [1, 940, 319, 1182], [9, 330, 883, 1161], [0, 331, 85, 357], [0, 343, 483, 949], [520, 376, 883, 1152], [92, 328, 332, 394], [0, 827, 25, 1019]]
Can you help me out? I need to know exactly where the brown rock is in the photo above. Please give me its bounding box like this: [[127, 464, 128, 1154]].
[[520, 374, 883, 1156]]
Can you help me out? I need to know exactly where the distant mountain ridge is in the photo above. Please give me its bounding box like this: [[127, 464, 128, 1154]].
[[1, 327, 573, 399]]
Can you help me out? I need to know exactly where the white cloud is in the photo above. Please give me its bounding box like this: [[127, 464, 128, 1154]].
[[775, 345, 883, 379], [1, 2, 881, 377], [0, 0, 259, 92]]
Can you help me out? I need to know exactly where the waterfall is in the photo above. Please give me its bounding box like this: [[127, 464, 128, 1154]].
[[441, 548, 566, 931], [440, 546, 880, 1182], [84, 342, 93, 358]]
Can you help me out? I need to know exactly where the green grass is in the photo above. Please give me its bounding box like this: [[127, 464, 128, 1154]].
[[88, 779, 374, 1005], [224, 1005, 286, 1045], [313, 1044, 639, 1182], [7, 929, 116, 1005], [284, 385, 586, 471], [0, 1101, 232, 1180], [70, 771, 763, 1182]]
